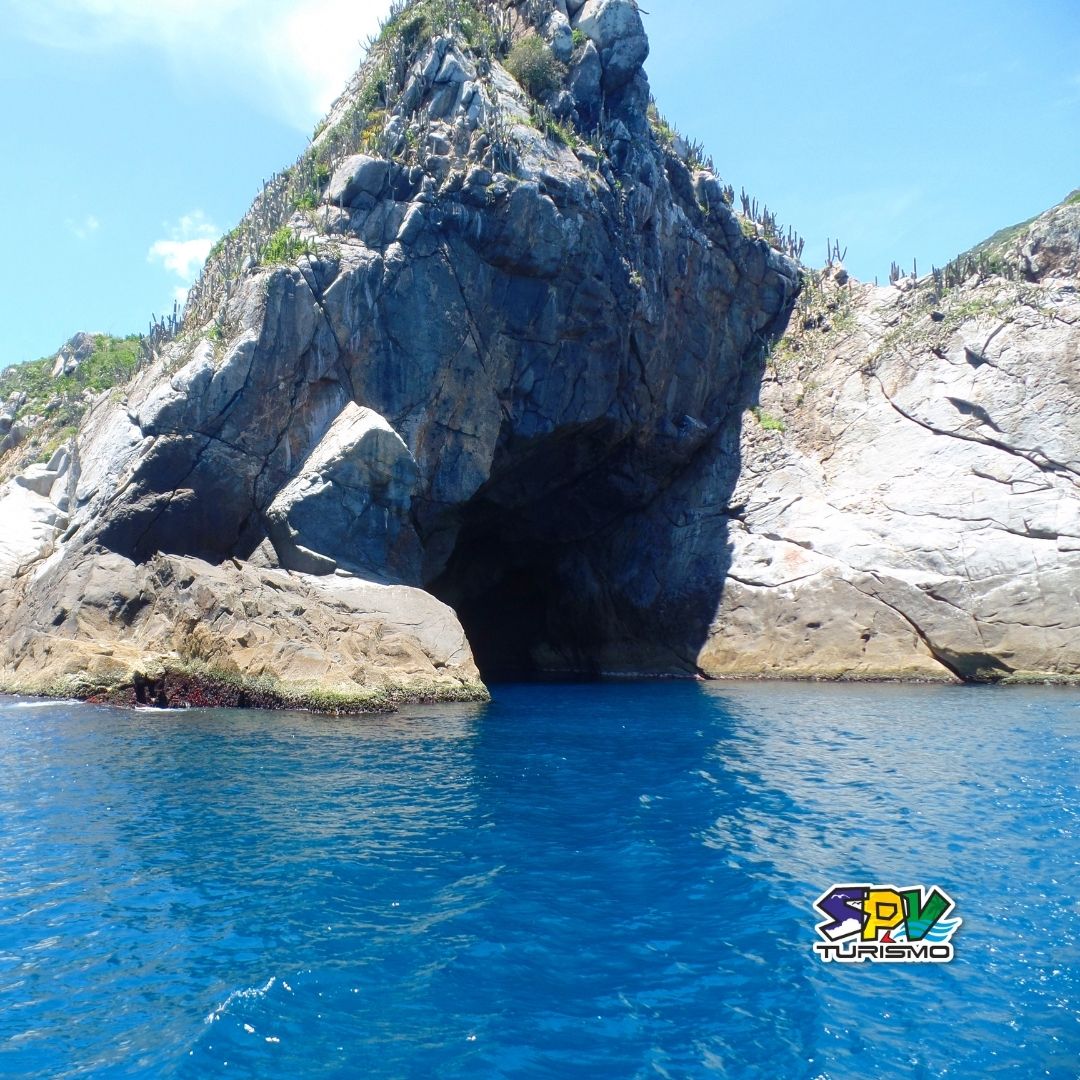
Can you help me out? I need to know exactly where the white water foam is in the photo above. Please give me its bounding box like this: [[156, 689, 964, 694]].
[[1, 700, 83, 710], [204, 977, 276, 1025]]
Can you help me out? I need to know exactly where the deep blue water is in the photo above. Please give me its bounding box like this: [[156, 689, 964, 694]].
[[0, 682, 1077, 1079]]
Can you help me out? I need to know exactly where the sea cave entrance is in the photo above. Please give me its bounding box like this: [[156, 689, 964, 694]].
[[421, 417, 734, 683], [427, 502, 606, 681]]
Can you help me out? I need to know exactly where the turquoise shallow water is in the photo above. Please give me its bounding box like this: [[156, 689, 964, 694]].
[[0, 681, 1077, 1078]]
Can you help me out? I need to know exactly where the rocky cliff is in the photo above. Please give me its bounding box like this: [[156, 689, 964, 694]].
[[1, 2, 1074, 707], [700, 193, 1080, 681], [0, 0, 799, 707]]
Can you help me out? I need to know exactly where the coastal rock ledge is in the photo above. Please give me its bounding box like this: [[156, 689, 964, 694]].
[[0, 1, 1076, 708]]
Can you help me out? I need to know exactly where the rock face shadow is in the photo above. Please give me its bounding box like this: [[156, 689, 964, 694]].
[[426, 358, 767, 681]]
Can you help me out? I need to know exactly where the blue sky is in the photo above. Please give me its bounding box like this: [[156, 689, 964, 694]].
[[1, 0, 1077, 367]]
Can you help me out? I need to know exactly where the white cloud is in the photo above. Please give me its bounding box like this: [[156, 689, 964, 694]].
[[6, 0, 386, 129], [149, 238, 214, 280], [148, 210, 220, 284], [67, 214, 101, 240]]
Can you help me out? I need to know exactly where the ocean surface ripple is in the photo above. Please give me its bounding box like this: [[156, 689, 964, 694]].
[[0, 681, 1077, 1078]]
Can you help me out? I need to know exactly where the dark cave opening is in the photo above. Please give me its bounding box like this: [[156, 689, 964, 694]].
[[424, 496, 727, 684], [428, 507, 605, 681], [423, 421, 641, 682], [422, 415, 743, 684]]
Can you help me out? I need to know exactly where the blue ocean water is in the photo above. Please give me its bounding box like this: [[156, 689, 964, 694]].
[[0, 681, 1077, 1079]]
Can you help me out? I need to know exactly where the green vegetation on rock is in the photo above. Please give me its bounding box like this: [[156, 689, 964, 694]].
[[749, 406, 785, 432], [1, 334, 140, 420], [506, 33, 564, 100], [0, 333, 141, 476], [528, 101, 579, 148], [379, 0, 500, 55], [259, 226, 313, 267], [934, 187, 1079, 288], [646, 99, 713, 172]]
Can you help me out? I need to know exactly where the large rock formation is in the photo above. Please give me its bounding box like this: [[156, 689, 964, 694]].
[[1, 0, 1073, 706], [0, 0, 798, 706], [696, 195, 1080, 681]]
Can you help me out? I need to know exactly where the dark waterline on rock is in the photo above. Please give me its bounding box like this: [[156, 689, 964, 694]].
[[0, 682, 1077, 1078]]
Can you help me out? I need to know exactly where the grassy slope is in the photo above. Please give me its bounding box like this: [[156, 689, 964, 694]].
[[0, 334, 140, 469], [968, 186, 1079, 258]]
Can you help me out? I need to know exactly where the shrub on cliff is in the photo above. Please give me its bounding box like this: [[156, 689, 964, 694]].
[[506, 33, 564, 100], [259, 226, 312, 267]]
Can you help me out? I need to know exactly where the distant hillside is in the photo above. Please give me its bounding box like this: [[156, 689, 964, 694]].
[[0, 333, 141, 477]]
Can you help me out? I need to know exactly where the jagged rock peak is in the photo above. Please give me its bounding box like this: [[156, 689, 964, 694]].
[[178, 0, 713, 335], [979, 187, 1080, 283], [872, 188, 1080, 293], [51, 332, 98, 378]]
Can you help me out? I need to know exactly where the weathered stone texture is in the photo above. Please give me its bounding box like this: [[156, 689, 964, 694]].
[[0, 0, 798, 702]]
